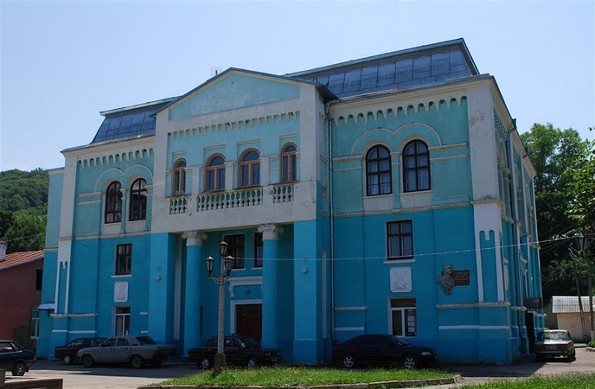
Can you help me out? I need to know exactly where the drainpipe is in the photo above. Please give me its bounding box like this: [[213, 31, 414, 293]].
[[326, 101, 335, 343]]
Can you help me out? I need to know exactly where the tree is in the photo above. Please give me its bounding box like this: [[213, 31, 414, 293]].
[[521, 123, 590, 299], [0, 169, 48, 252]]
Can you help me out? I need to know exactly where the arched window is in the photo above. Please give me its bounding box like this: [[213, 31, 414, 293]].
[[129, 178, 147, 221], [281, 143, 297, 183], [173, 159, 186, 196], [366, 145, 392, 196], [403, 140, 430, 192], [239, 149, 260, 187], [105, 181, 122, 224], [205, 154, 226, 192]]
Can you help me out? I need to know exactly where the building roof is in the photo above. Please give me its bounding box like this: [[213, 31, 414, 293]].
[[0, 250, 44, 271], [91, 97, 179, 144], [286, 38, 478, 99], [89, 38, 479, 144], [552, 296, 595, 313]]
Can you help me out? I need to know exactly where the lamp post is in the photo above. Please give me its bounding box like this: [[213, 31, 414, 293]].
[[205, 241, 234, 374], [570, 234, 588, 343]]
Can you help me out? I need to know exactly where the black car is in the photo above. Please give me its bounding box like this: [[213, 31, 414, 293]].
[[0, 340, 35, 376], [54, 337, 106, 365], [332, 334, 436, 369], [189, 335, 281, 369]]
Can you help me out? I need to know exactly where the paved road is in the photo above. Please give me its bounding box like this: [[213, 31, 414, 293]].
[[4, 348, 595, 389]]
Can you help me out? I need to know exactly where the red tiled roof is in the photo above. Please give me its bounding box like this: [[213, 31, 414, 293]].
[[0, 250, 44, 270]]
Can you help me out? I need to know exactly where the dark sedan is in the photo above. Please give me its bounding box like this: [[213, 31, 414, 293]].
[[189, 335, 281, 369], [332, 334, 436, 369], [0, 340, 35, 376], [54, 337, 106, 365]]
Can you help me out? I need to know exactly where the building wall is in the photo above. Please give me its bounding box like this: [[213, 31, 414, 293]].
[[0, 259, 43, 347], [38, 51, 543, 365]]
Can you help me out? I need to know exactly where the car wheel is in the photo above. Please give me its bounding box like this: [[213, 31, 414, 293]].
[[403, 354, 418, 369], [81, 354, 94, 368], [342, 354, 356, 369], [63, 355, 73, 365], [247, 356, 258, 367], [130, 355, 144, 368], [11, 361, 27, 376], [198, 356, 212, 369]]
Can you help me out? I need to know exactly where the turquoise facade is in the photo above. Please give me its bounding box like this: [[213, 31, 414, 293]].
[[38, 39, 543, 365]]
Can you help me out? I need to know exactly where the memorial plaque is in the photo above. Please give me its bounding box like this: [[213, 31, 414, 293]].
[[452, 270, 470, 286]]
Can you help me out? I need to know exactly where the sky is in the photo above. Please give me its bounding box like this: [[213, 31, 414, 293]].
[[1, 0, 594, 171]]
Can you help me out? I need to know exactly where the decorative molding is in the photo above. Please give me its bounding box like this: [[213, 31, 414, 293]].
[[51, 313, 99, 318], [334, 306, 368, 312], [168, 111, 300, 139], [436, 302, 510, 310], [79, 148, 154, 168]]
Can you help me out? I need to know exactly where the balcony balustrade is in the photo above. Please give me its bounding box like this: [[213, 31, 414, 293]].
[[169, 183, 294, 215]]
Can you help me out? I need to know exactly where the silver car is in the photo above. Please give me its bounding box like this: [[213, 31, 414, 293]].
[[77, 335, 176, 368], [534, 329, 575, 362]]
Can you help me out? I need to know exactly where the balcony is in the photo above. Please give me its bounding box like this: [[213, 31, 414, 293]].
[[169, 184, 294, 215]]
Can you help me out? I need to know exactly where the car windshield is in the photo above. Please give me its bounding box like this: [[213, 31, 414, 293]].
[[392, 336, 410, 346], [239, 337, 260, 348], [539, 331, 568, 341], [136, 336, 157, 345]]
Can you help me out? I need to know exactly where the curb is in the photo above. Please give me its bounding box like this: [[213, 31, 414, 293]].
[[586, 347, 595, 352], [140, 375, 462, 389]]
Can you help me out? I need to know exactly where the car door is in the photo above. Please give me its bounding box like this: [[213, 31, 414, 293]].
[[93, 338, 117, 363], [224, 337, 243, 365], [113, 338, 131, 363]]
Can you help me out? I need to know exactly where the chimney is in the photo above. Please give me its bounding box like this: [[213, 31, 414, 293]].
[[0, 241, 6, 262]]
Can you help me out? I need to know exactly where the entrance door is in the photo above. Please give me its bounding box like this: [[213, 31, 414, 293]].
[[236, 304, 262, 342]]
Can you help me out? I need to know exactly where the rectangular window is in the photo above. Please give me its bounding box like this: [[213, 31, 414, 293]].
[[390, 298, 416, 337], [254, 232, 263, 268], [115, 244, 132, 275], [35, 269, 43, 291], [30, 309, 40, 338], [225, 234, 245, 269], [387, 221, 413, 260], [115, 306, 130, 335]]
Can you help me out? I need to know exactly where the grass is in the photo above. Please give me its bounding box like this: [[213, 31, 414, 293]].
[[459, 373, 595, 388], [158, 366, 453, 387]]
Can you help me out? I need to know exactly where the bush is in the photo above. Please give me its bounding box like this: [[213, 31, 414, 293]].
[[588, 340, 595, 348]]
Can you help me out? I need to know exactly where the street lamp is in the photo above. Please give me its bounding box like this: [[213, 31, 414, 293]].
[[205, 241, 234, 374], [570, 234, 588, 343]]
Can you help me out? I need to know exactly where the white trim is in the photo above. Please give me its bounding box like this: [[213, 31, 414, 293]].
[[334, 306, 368, 312], [228, 276, 263, 298], [436, 301, 510, 309], [51, 313, 99, 318], [334, 327, 365, 332], [439, 325, 510, 331]]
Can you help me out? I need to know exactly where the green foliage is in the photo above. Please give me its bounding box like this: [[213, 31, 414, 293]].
[[521, 124, 591, 299], [0, 169, 48, 253], [588, 340, 595, 348], [162, 367, 452, 387]]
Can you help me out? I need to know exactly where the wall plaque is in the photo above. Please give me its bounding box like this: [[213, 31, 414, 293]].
[[452, 270, 470, 286]]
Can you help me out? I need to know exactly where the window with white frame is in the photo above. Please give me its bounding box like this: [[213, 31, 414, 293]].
[[105, 181, 122, 223], [225, 234, 245, 269], [129, 178, 147, 221], [30, 309, 40, 338], [115, 306, 130, 335], [173, 159, 187, 195], [390, 298, 417, 337], [239, 149, 260, 187], [281, 143, 297, 183]]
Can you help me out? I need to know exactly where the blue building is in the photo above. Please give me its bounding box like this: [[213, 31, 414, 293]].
[[38, 39, 544, 364]]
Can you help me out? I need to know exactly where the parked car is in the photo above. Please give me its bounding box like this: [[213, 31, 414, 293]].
[[54, 337, 106, 365], [77, 335, 176, 368], [534, 329, 575, 362], [332, 334, 436, 369], [0, 340, 35, 376], [188, 335, 281, 369]]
